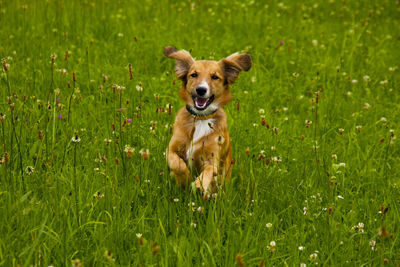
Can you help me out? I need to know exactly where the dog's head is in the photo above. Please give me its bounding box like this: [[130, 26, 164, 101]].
[[164, 46, 252, 116]]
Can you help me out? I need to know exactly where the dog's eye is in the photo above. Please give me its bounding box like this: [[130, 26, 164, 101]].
[[190, 73, 198, 78], [211, 74, 219, 80]]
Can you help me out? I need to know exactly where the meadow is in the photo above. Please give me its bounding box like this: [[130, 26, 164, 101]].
[[1, 0, 400, 266]]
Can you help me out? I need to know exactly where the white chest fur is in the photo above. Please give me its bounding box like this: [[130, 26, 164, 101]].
[[186, 118, 215, 167]]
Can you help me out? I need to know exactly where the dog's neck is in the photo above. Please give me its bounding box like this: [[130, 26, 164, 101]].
[[186, 105, 218, 120]]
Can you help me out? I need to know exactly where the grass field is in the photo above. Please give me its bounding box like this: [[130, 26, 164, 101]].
[[1, 0, 400, 266]]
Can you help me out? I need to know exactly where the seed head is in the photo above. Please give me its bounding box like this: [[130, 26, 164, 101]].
[[129, 64, 133, 80]]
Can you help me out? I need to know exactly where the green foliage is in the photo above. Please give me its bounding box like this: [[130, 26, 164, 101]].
[[0, 0, 399, 266]]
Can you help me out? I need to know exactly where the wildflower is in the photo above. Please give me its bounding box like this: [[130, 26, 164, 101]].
[[2, 59, 10, 71], [332, 154, 337, 160], [309, 253, 318, 259], [173, 198, 179, 203], [54, 88, 60, 95], [127, 118, 132, 123], [300, 263, 306, 267], [139, 149, 149, 160], [116, 85, 125, 91], [273, 127, 278, 134], [338, 162, 346, 168], [298, 246, 305, 251], [338, 128, 344, 135], [190, 222, 197, 228], [337, 195, 344, 199], [380, 80, 388, 86], [94, 192, 104, 200], [71, 134, 81, 143], [117, 33, 124, 38], [197, 206, 203, 213], [351, 79, 358, 84], [244, 147, 250, 154], [104, 139, 112, 146], [346, 91, 352, 97], [364, 103, 370, 110], [0, 113, 6, 122], [259, 109, 265, 114], [369, 240, 376, 247], [251, 76, 256, 83], [380, 117, 387, 122], [356, 222, 364, 232], [136, 233, 144, 245], [124, 145, 134, 158], [292, 72, 299, 78], [25, 166, 34, 175], [356, 125, 362, 133], [312, 39, 318, 47], [266, 223, 272, 228], [272, 156, 281, 163], [303, 206, 307, 215], [305, 120, 312, 128], [363, 75, 370, 82], [388, 67, 395, 72], [267, 241, 276, 252], [72, 259, 82, 267], [136, 82, 143, 91]]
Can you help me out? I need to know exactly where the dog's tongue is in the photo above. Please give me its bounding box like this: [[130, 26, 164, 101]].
[[196, 97, 208, 106]]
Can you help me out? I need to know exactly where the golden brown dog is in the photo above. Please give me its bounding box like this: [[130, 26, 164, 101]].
[[164, 46, 252, 198]]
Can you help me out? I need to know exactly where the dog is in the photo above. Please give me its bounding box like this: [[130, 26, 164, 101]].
[[164, 46, 252, 199]]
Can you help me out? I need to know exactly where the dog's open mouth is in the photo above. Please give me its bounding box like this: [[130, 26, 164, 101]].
[[193, 95, 214, 110]]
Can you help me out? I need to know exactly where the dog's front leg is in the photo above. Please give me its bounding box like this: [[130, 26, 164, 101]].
[[168, 151, 191, 187], [195, 163, 219, 199]]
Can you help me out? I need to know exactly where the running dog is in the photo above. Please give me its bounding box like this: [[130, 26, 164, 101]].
[[164, 46, 252, 199]]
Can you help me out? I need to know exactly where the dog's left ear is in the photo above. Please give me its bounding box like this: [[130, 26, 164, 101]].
[[164, 46, 195, 81], [219, 53, 252, 84]]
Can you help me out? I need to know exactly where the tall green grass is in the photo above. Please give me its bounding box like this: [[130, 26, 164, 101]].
[[0, 0, 399, 265]]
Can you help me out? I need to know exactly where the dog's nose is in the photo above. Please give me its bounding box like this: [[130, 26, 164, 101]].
[[196, 87, 207, 96]]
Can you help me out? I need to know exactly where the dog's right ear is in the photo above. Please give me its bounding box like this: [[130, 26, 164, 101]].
[[164, 46, 194, 81]]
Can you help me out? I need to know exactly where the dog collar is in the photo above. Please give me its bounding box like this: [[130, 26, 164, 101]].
[[186, 105, 217, 120]]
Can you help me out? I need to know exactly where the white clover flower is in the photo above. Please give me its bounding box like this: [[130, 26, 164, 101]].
[[117, 33, 124, 38], [337, 195, 344, 199], [363, 75, 370, 82], [25, 166, 34, 175], [380, 80, 388, 86], [312, 39, 318, 47], [259, 108, 265, 114], [351, 79, 358, 84], [173, 198, 179, 203], [266, 223, 272, 228], [380, 117, 387, 122], [310, 253, 318, 259], [136, 84, 143, 91], [71, 135, 81, 143], [298, 246, 305, 251], [136, 233, 142, 238]]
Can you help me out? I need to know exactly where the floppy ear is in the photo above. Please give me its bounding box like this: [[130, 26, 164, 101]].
[[163, 46, 195, 81], [219, 53, 252, 84]]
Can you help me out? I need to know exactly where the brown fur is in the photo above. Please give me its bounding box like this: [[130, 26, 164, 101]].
[[164, 46, 252, 199]]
